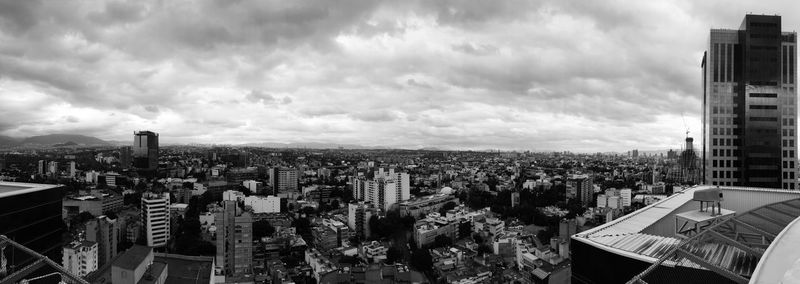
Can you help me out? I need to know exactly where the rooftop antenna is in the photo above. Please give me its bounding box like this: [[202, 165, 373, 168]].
[[681, 113, 690, 139]]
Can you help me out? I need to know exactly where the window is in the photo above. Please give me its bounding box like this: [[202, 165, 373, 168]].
[[750, 105, 778, 109], [750, 117, 778, 122], [713, 171, 718, 178], [713, 160, 718, 167], [749, 93, 778, 98], [713, 138, 718, 146]]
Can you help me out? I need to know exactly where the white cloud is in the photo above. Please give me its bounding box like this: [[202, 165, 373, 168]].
[[0, 0, 794, 151]]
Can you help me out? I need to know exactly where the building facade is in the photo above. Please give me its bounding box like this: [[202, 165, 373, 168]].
[[215, 200, 253, 278], [85, 215, 119, 267], [62, 240, 98, 277], [703, 14, 798, 189], [0, 182, 65, 273], [141, 192, 170, 247], [270, 167, 299, 193], [133, 130, 159, 171]]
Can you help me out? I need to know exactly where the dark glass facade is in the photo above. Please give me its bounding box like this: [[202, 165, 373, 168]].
[[703, 15, 797, 189], [0, 186, 64, 274]]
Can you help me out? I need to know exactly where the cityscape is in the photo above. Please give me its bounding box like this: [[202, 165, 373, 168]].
[[1, 2, 800, 284]]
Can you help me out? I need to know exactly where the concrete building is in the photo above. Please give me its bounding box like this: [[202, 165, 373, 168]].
[[62, 192, 124, 220], [84, 245, 215, 284], [243, 195, 281, 213], [270, 167, 299, 193], [348, 202, 378, 238], [62, 240, 98, 277], [141, 192, 170, 248], [566, 174, 593, 205], [133, 131, 159, 171], [352, 168, 411, 211], [702, 14, 798, 189], [85, 215, 119, 267], [222, 190, 245, 202], [215, 200, 253, 278], [398, 192, 459, 217], [242, 180, 261, 193], [413, 213, 457, 248], [620, 188, 632, 207]]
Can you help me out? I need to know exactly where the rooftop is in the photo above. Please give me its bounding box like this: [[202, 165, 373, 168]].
[[0, 181, 61, 198], [115, 245, 153, 270], [577, 185, 800, 283], [154, 253, 214, 284]]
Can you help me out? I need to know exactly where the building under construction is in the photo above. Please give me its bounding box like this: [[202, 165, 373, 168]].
[[666, 137, 702, 185]]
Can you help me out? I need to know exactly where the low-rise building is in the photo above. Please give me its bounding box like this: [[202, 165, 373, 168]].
[[62, 240, 99, 277]]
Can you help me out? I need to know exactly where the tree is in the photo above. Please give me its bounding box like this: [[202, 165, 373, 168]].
[[438, 201, 457, 215], [477, 244, 493, 255], [433, 235, 453, 248], [253, 220, 276, 240], [410, 249, 433, 273], [386, 246, 404, 264]]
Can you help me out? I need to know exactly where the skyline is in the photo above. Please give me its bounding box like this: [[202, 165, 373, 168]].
[[2, 1, 800, 152]]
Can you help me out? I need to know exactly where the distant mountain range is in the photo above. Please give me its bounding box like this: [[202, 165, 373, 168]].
[[241, 142, 390, 150], [0, 134, 111, 148]]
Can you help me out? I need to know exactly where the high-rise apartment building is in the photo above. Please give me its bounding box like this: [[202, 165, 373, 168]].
[[703, 14, 798, 189], [566, 174, 593, 206], [133, 131, 159, 171], [141, 192, 170, 247], [269, 167, 298, 193], [62, 240, 98, 277], [348, 202, 378, 238], [85, 215, 119, 266], [215, 200, 253, 278], [352, 168, 411, 211]]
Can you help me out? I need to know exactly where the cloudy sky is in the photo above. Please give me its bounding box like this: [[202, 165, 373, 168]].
[[1, 0, 798, 152]]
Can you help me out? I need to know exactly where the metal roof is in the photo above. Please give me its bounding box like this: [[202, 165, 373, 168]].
[[0, 181, 61, 198]]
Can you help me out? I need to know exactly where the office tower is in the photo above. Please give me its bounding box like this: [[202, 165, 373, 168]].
[[703, 14, 798, 189], [0, 182, 65, 272], [120, 146, 132, 169], [68, 161, 76, 178], [140, 192, 170, 247], [215, 200, 253, 278], [85, 215, 119, 266], [566, 174, 593, 206], [133, 131, 159, 171], [62, 240, 98, 277], [269, 167, 298, 193], [37, 160, 44, 175]]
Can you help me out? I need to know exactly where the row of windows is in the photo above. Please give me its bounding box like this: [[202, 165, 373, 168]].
[[712, 181, 741, 186], [750, 105, 778, 109], [783, 150, 796, 158], [712, 127, 739, 136], [784, 182, 797, 190], [750, 116, 778, 122], [713, 159, 740, 168], [712, 149, 740, 157], [783, 118, 796, 126], [783, 171, 796, 179], [712, 106, 735, 114], [783, 129, 796, 137], [783, 140, 796, 147], [712, 117, 738, 125], [783, 161, 796, 169], [712, 170, 740, 179], [712, 138, 740, 146], [751, 22, 779, 28]]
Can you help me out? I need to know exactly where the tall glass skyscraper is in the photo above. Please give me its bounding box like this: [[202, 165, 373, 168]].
[[133, 130, 159, 171], [703, 14, 798, 189]]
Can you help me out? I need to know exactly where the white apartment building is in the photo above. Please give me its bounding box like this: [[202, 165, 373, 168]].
[[244, 195, 281, 213], [141, 192, 170, 247], [62, 240, 98, 277]]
